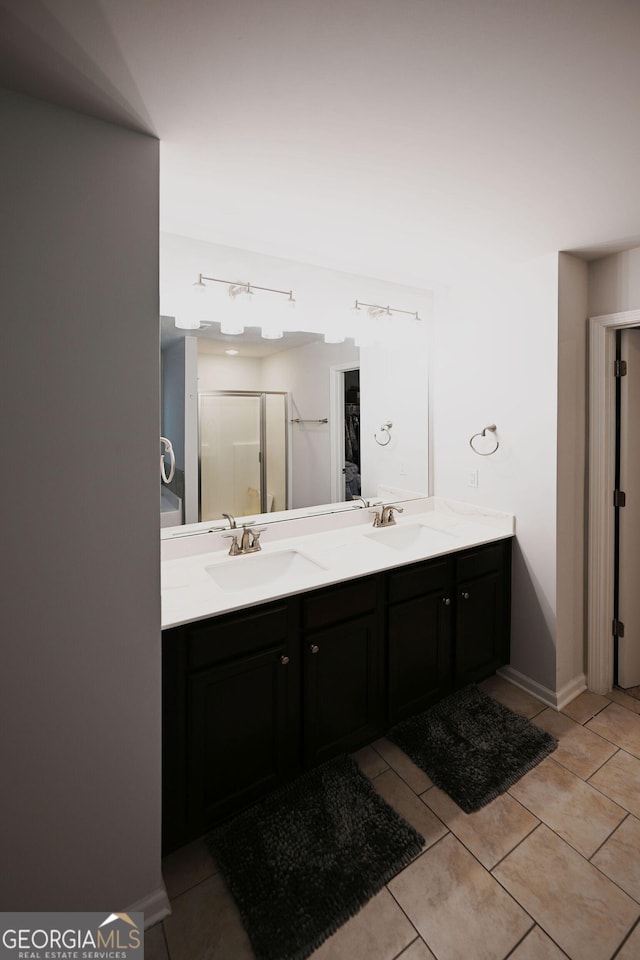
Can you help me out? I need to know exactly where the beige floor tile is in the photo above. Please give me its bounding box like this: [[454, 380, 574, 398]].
[[591, 815, 640, 902], [162, 835, 218, 900], [422, 785, 538, 869], [615, 922, 640, 960], [479, 675, 545, 719], [607, 687, 640, 715], [373, 769, 448, 848], [144, 923, 169, 960], [372, 738, 432, 793], [532, 708, 617, 779], [310, 888, 417, 960], [388, 833, 531, 960], [397, 938, 437, 960], [352, 744, 389, 780], [508, 925, 567, 960], [587, 702, 640, 758], [562, 690, 610, 725], [589, 750, 640, 818], [164, 873, 254, 960], [508, 757, 625, 857], [493, 824, 639, 960], [479, 675, 546, 718]]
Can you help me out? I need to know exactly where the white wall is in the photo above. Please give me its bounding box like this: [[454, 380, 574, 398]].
[[432, 254, 560, 693], [0, 90, 164, 917], [589, 246, 640, 316]]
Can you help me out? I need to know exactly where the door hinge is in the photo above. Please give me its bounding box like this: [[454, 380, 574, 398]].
[[613, 619, 625, 637], [615, 359, 628, 377], [614, 490, 627, 508]]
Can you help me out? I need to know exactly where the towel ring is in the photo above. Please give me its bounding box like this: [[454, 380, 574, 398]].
[[374, 421, 393, 446], [469, 424, 499, 456]]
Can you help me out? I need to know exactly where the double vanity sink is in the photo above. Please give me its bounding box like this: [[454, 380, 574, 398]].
[[161, 498, 515, 628]]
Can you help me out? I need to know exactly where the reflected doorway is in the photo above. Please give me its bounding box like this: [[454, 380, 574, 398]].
[[343, 369, 361, 500], [199, 391, 288, 520]]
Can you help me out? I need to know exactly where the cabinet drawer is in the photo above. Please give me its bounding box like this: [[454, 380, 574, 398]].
[[302, 577, 377, 631], [187, 602, 289, 670], [387, 557, 452, 604], [455, 541, 509, 581]]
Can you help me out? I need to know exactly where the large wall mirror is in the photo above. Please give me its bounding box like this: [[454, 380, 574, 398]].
[[160, 233, 432, 536]]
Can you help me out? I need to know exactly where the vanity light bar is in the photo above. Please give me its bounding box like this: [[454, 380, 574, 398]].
[[195, 273, 295, 302], [354, 299, 421, 322]]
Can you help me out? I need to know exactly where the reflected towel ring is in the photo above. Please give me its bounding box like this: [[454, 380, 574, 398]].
[[374, 421, 393, 446], [470, 424, 499, 456]]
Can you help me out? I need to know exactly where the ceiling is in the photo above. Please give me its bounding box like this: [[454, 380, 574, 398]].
[[2, 0, 640, 288]]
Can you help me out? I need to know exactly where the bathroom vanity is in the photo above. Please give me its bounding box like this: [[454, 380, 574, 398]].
[[161, 500, 513, 852]]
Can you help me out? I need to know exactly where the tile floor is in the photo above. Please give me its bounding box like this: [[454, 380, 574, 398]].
[[148, 677, 640, 960]]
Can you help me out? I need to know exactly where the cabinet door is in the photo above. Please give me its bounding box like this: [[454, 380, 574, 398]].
[[455, 570, 506, 686], [303, 613, 381, 766], [187, 642, 295, 830], [387, 591, 452, 724]]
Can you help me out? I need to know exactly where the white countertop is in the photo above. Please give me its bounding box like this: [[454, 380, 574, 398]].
[[161, 498, 515, 629]]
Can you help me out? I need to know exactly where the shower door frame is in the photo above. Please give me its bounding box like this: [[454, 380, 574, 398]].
[[198, 389, 290, 521]]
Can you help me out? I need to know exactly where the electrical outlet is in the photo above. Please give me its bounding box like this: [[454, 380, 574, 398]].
[[467, 469, 478, 488]]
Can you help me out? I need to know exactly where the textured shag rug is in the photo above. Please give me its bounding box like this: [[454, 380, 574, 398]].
[[207, 754, 424, 960], [388, 685, 557, 813]]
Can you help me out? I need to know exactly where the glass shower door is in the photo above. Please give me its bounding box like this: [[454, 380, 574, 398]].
[[199, 394, 262, 521]]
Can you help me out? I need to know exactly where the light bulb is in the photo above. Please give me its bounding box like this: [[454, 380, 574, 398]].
[[324, 331, 345, 344], [220, 317, 244, 335], [261, 327, 283, 340], [174, 315, 201, 330]]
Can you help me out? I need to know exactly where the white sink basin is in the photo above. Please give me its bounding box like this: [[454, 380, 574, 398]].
[[205, 549, 326, 592], [364, 522, 460, 552]]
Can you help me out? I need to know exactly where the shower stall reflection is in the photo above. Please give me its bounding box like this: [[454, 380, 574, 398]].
[[199, 391, 288, 521]]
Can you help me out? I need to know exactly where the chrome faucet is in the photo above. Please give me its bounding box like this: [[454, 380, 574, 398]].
[[221, 512, 237, 529], [223, 521, 267, 556], [370, 503, 404, 527], [352, 496, 369, 508]]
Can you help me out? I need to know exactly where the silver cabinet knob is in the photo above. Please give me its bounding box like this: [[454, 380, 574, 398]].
[[310, 644, 320, 654], [461, 591, 470, 600], [280, 655, 290, 666], [442, 597, 451, 606]]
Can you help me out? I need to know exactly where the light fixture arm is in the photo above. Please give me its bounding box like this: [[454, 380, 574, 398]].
[[354, 299, 421, 321], [196, 274, 295, 302]]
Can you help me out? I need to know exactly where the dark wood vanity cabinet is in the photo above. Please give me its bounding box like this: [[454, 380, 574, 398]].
[[162, 539, 511, 851], [454, 541, 511, 686], [162, 601, 300, 852], [301, 577, 383, 766], [386, 556, 454, 724]]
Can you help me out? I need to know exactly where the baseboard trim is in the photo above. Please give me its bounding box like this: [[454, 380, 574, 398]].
[[497, 666, 587, 712], [126, 884, 171, 929]]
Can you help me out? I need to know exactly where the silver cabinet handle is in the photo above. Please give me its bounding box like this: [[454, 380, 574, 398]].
[[310, 644, 320, 654], [280, 655, 290, 666], [442, 597, 451, 606], [461, 591, 470, 600]]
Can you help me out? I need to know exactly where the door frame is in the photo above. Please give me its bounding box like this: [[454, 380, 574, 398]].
[[329, 363, 360, 503], [588, 308, 640, 693]]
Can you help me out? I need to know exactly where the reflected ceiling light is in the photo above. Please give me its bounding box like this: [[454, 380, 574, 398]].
[[224, 349, 239, 356]]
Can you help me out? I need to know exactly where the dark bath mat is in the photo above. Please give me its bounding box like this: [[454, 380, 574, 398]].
[[207, 754, 424, 960], [388, 685, 557, 814]]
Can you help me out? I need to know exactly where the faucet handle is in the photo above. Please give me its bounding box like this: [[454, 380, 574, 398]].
[[249, 527, 267, 549], [221, 532, 241, 555]]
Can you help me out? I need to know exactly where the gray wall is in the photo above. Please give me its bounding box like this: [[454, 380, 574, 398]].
[[0, 89, 162, 913]]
